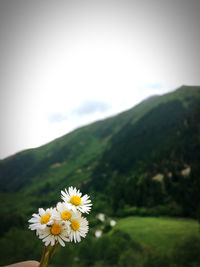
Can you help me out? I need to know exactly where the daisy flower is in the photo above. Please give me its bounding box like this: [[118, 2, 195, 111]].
[[61, 186, 92, 214], [28, 208, 55, 230], [68, 212, 89, 243], [56, 202, 75, 222], [38, 220, 70, 247]]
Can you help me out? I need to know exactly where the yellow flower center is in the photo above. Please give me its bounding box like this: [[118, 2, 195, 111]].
[[71, 220, 80, 231], [51, 223, 61, 235], [70, 195, 81, 206], [61, 211, 72, 221], [41, 214, 51, 224]]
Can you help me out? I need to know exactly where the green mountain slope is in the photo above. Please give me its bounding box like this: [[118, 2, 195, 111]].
[[0, 85, 200, 266], [87, 86, 200, 217], [0, 86, 200, 211]]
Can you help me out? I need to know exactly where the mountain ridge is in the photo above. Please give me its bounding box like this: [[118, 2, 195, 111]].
[[1, 85, 200, 190], [0, 85, 200, 218], [1, 84, 198, 161]]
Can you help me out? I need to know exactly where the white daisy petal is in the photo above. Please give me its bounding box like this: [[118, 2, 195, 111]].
[[51, 238, 55, 246], [28, 207, 56, 231], [37, 220, 69, 247], [58, 236, 65, 247], [32, 214, 41, 219], [39, 208, 45, 216], [28, 218, 39, 223], [77, 233, 81, 243], [56, 202, 76, 223], [68, 213, 89, 243], [61, 187, 92, 214], [60, 234, 69, 242], [45, 240, 50, 246]]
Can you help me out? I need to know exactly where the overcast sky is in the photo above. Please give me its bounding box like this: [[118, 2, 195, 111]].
[[0, 0, 200, 159]]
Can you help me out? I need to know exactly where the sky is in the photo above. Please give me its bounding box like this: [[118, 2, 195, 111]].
[[0, 0, 200, 159]]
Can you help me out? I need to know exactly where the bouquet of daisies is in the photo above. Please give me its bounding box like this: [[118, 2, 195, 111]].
[[29, 186, 92, 267]]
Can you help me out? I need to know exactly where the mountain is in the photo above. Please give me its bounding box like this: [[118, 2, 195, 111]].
[[0, 85, 200, 219], [88, 86, 200, 217], [0, 85, 200, 266]]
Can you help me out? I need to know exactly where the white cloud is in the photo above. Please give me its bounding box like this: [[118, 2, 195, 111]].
[[72, 100, 111, 116], [47, 112, 69, 123]]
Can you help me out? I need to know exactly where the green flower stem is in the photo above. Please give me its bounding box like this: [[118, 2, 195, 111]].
[[39, 243, 59, 267], [42, 250, 50, 267], [39, 245, 48, 267], [49, 241, 59, 260]]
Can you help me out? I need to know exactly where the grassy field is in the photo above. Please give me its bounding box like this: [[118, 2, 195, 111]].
[[114, 216, 199, 251]]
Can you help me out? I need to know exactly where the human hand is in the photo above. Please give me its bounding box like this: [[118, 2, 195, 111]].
[[4, 260, 39, 267]]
